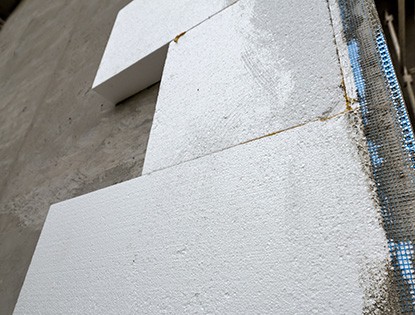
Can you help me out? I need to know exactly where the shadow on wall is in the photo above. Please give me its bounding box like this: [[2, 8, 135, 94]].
[[0, 0, 21, 26], [375, 0, 415, 122]]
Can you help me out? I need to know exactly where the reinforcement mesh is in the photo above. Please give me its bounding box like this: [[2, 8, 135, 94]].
[[338, 0, 415, 312]]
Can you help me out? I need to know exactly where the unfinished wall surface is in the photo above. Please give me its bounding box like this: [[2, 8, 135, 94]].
[[15, 115, 391, 314], [143, 0, 347, 174], [15, 0, 397, 313], [0, 1, 159, 314]]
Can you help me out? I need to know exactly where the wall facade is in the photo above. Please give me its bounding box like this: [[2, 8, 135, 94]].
[[14, 0, 398, 313]]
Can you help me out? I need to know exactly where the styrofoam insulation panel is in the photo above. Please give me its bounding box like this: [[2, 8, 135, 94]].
[[142, 0, 350, 174], [92, 0, 238, 103], [15, 115, 390, 314]]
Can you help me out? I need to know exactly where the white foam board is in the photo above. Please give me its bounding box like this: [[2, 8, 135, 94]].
[[15, 115, 388, 314], [143, 0, 348, 174], [92, 0, 238, 103]]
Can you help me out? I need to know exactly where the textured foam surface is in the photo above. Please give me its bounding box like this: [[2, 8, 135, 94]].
[[92, 0, 237, 103], [143, 0, 346, 174], [15, 116, 389, 314]]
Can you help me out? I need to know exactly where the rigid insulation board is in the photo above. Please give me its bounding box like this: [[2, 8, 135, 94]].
[[142, 0, 348, 174], [92, 0, 238, 103], [15, 115, 390, 314]]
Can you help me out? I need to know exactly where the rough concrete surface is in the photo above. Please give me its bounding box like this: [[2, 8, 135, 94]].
[[0, 1, 160, 314], [15, 114, 390, 314], [143, 0, 347, 174]]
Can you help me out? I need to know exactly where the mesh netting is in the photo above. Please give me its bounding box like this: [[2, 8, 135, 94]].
[[338, 0, 415, 312]]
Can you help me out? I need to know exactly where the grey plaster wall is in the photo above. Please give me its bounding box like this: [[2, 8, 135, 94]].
[[0, 1, 158, 313]]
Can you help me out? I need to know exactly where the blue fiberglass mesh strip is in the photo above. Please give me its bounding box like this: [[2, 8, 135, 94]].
[[338, 0, 415, 311]]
